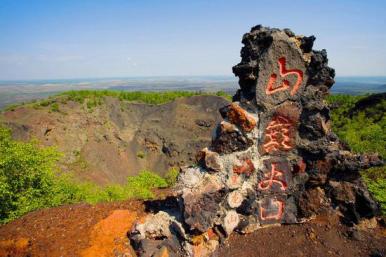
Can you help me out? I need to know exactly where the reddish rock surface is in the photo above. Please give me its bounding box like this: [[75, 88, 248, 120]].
[[0, 201, 144, 257], [220, 103, 257, 132], [0, 203, 385, 257], [80, 210, 138, 257]]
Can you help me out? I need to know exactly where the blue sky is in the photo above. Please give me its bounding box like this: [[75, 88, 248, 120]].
[[0, 0, 385, 80]]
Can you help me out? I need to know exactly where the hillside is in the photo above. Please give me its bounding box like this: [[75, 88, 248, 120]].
[[1, 91, 230, 185], [0, 91, 385, 257]]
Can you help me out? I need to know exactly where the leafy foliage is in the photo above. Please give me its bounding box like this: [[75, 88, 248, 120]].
[[164, 167, 179, 186], [362, 166, 386, 215], [0, 126, 170, 223], [51, 171, 168, 205], [4, 103, 20, 112], [327, 94, 385, 158], [60, 90, 231, 105], [126, 170, 168, 198], [0, 126, 61, 222], [327, 94, 386, 215], [50, 103, 59, 112], [3, 90, 232, 112]]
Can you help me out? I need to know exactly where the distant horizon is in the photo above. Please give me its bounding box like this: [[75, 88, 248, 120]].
[[0, 74, 384, 109], [1, 75, 386, 84]]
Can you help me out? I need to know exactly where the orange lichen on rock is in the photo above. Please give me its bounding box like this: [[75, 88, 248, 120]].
[[0, 238, 30, 257], [80, 210, 138, 257], [233, 159, 255, 176], [152, 246, 170, 257], [192, 239, 219, 257], [191, 228, 219, 246], [223, 103, 256, 132], [206, 228, 218, 241]]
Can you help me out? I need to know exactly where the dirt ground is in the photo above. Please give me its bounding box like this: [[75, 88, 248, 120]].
[[215, 215, 386, 257], [0, 200, 385, 257], [0, 201, 144, 257]]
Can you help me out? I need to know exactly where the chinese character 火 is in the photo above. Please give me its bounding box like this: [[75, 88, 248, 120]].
[[258, 163, 287, 191]]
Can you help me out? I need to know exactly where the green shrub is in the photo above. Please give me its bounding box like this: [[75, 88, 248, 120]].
[[362, 166, 386, 215], [0, 126, 61, 222], [4, 103, 20, 112], [50, 103, 59, 112], [123, 170, 168, 199], [0, 125, 170, 223], [39, 99, 53, 107], [215, 91, 232, 101], [4, 90, 232, 112], [327, 94, 385, 158], [328, 94, 386, 215], [60, 90, 231, 105], [86, 98, 102, 110], [165, 167, 179, 186], [127, 170, 168, 190]]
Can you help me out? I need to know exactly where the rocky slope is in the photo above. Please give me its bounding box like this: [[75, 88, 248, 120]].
[[1, 95, 229, 185]]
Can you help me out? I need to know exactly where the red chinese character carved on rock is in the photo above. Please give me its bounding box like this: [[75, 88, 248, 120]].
[[265, 57, 303, 96], [263, 116, 293, 153], [259, 198, 284, 221], [258, 163, 287, 191]]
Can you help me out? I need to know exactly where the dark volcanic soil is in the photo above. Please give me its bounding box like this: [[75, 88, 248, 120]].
[[0, 201, 385, 257], [1, 95, 229, 185], [215, 215, 386, 257]]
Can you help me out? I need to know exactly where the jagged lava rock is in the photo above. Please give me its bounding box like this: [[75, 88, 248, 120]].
[[129, 25, 383, 257]]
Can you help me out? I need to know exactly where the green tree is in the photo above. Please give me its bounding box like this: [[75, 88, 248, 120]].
[[0, 126, 172, 223], [0, 126, 61, 222]]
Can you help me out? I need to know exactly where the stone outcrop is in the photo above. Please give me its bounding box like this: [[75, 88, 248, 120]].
[[129, 25, 383, 257]]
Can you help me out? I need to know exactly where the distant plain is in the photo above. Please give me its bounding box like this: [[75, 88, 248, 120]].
[[0, 76, 385, 109]]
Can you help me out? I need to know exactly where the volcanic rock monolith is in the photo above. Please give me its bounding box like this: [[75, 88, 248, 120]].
[[129, 25, 382, 257]]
